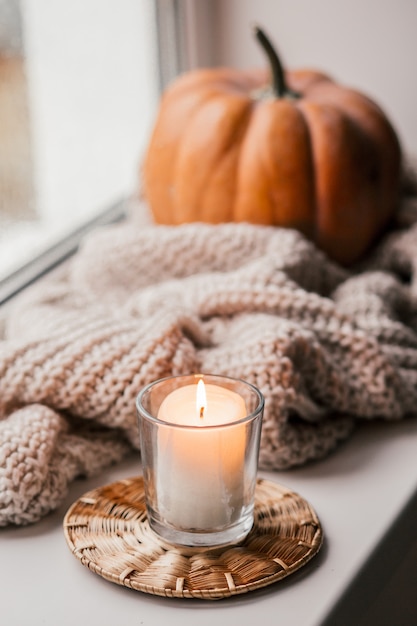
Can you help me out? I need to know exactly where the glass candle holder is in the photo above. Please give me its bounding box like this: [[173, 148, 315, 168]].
[[136, 374, 264, 548]]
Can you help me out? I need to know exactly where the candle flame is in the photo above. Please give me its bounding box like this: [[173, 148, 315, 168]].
[[196, 379, 207, 419]]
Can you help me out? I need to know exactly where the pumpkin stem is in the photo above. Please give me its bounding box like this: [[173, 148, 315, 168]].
[[253, 25, 299, 99]]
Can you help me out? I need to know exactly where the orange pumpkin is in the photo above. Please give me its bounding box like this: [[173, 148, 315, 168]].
[[142, 27, 402, 265]]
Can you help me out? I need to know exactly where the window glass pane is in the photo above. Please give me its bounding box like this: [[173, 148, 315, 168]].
[[0, 0, 159, 281]]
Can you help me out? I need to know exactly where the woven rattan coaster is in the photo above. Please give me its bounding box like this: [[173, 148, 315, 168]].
[[63, 476, 322, 600]]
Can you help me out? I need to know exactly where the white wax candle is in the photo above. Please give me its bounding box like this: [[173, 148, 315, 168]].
[[156, 381, 247, 530]]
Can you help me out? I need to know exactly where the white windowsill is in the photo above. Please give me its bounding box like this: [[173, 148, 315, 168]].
[[1, 418, 416, 625]]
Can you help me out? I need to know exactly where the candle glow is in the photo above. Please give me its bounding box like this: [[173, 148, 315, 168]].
[[156, 380, 247, 530], [137, 374, 264, 547]]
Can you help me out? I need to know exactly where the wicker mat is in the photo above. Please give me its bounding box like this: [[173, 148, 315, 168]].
[[2, 164, 417, 526], [63, 476, 322, 599]]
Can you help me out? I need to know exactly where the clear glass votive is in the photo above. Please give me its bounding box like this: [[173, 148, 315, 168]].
[[136, 373, 264, 548]]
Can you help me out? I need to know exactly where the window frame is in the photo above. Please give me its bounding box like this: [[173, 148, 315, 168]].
[[0, 0, 209, 306]]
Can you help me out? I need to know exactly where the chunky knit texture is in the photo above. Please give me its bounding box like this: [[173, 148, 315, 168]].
[[2, 171, 417, 526]]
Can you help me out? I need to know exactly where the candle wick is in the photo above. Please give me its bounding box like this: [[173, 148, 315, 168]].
[[199, 406, 204, 419]]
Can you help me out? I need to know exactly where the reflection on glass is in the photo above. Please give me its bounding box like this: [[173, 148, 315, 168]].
[[0, 0, 34, 223], [0, 0, 158, 282]]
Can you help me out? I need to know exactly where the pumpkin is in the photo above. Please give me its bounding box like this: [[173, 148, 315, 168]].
[[142, 26, 402, 265]]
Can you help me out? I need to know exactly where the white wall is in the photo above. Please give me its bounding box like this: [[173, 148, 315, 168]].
[[212, 0, 417, 157]]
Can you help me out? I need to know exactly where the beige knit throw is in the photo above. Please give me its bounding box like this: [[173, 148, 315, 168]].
[[2, 173, 417, 526]]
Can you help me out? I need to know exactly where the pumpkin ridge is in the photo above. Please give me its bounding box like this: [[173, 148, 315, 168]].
[[204, 101, 254, 222], [233, 99, 315, 228], [297, 100, 388, 263], [293, 100, 319, 242], [147, 87, 245, 224], [296, 100, 348, 254], [302, 81, 401, 228], [173, 93, 254, 223]]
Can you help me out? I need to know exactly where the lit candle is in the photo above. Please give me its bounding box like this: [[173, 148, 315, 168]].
[[156, 379, 247, 530], [137, 374, 264, 546]]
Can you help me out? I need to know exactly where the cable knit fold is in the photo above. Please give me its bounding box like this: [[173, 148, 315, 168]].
[[2, 182, 417, 525]]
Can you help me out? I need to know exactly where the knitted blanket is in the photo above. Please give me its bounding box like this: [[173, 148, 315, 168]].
[[2, 172, 417, 526]]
